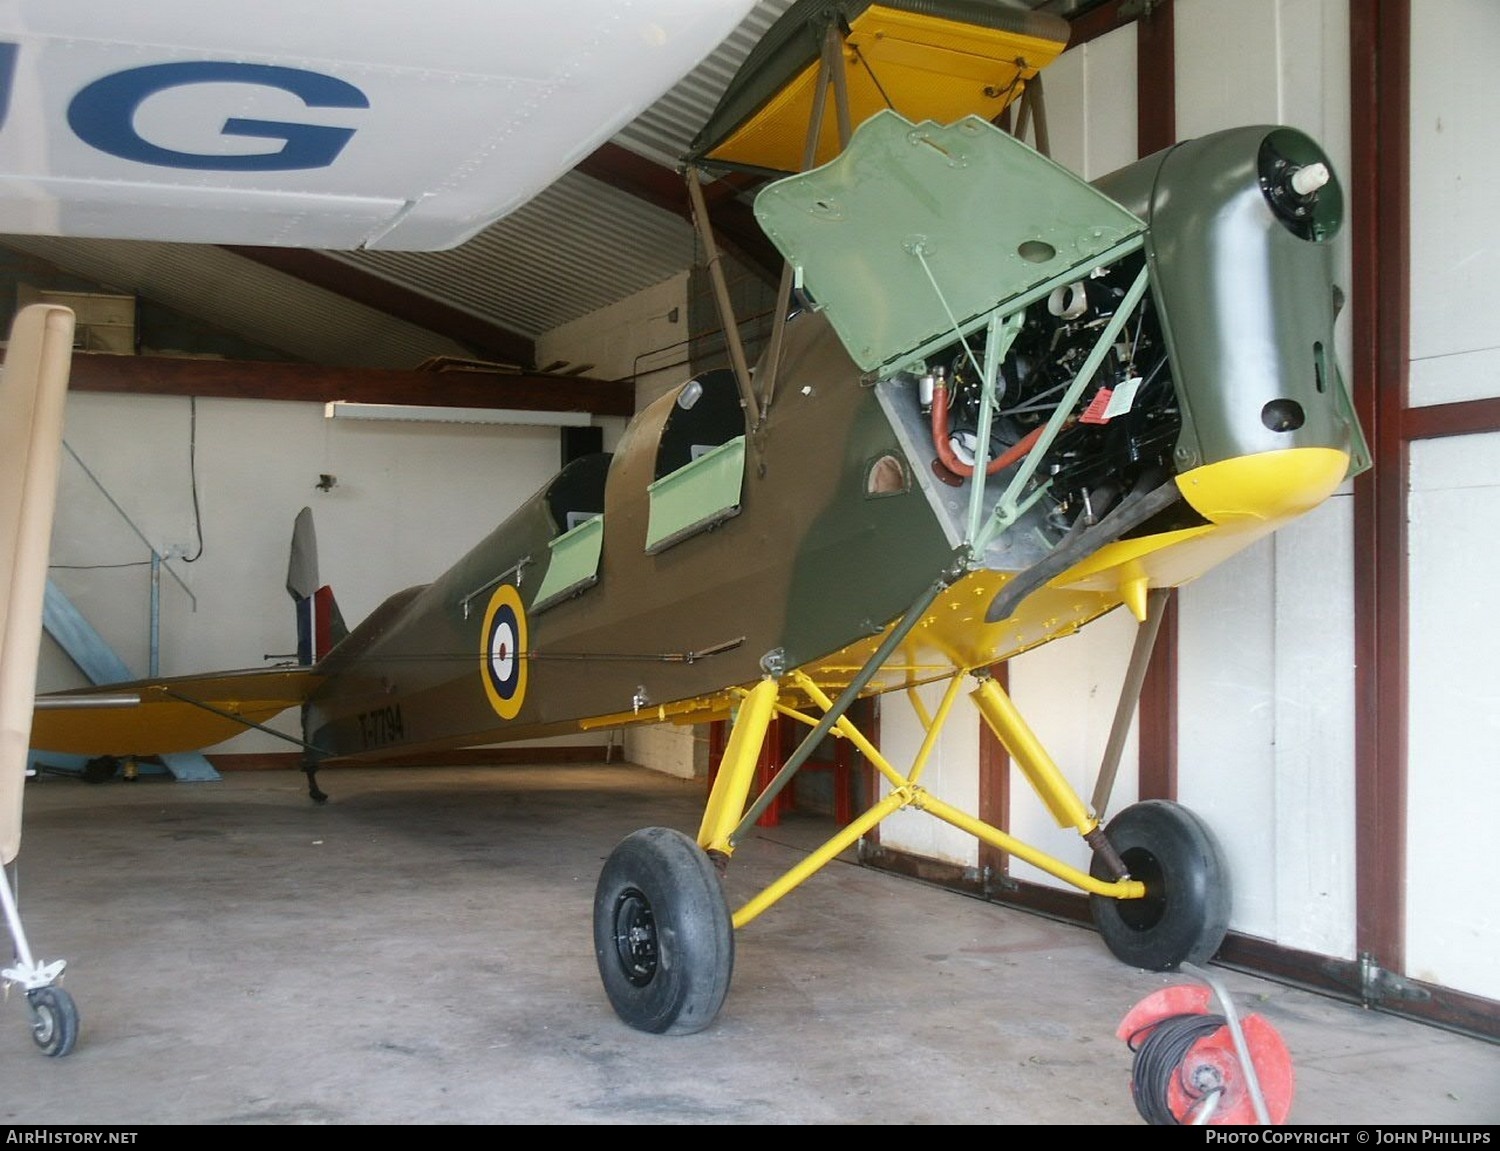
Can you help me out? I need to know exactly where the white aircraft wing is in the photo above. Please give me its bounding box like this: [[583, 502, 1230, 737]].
[[0, 0, 755, 250]]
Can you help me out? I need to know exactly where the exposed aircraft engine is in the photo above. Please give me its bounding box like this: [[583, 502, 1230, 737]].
[[921, 252, 1181, 533], [884, 122, 1361, 556]]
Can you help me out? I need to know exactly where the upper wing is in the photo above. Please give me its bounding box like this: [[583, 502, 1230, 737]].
[[30, 668, 322, 758]]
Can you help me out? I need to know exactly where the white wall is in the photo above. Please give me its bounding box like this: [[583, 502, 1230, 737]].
[[42, 385, 588, 754], [538, 272, 692, 413], [1036, 21, 1138, 178], [878, 676, 983, 869], [1167, 0, 1360, 956], [1407, 434, 1500, 997], [1403, 0, 1500, 1001], [1408, 0, 1500, 406], [1177, 496, 1358, 956], [1007, 609, 1143, 889]]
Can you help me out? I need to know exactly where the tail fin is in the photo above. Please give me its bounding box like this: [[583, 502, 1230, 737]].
[[287, 507, 348, 665]]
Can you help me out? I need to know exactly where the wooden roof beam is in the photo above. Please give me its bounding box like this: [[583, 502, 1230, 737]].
[[219, 245, 537, 368], [66, 353, 633, 416]]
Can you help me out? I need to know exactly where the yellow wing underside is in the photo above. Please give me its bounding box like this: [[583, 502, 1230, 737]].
[[705, 6, 1068, 173]]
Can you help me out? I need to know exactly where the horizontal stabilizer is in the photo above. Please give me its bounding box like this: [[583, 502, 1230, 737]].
[[30, 667, 321, 757]]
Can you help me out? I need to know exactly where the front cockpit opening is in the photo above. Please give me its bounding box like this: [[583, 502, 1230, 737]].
[[645, 370, 750, 555]]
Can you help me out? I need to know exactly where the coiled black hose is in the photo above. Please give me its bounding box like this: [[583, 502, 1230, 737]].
[[1126, 1012, 1229, 1125]]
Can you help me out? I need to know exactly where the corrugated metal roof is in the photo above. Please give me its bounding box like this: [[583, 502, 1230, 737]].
[[337, 170, 698, 341], [613, 0, 799, 166]]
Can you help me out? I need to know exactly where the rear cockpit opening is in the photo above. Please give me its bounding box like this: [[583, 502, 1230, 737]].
[[545, 450, 612, 536]]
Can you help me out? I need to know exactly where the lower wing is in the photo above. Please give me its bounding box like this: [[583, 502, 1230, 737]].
[[30, 668, 322, 757]]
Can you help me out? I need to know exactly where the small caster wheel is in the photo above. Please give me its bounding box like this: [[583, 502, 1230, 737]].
[[28, 985, 79, 1057]]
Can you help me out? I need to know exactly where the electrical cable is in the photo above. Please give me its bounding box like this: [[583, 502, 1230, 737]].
[[181, 395, 205, 562], [1126, 1012, 1228, 1126]]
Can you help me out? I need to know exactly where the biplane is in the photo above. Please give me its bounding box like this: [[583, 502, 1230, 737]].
[[11, 0, 1367, 1053]]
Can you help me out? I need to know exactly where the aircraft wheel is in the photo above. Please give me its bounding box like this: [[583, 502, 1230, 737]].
[[1089, 800, 1231, 971], [28, 985, 79, 1057], [594, 827, 733, 1035]]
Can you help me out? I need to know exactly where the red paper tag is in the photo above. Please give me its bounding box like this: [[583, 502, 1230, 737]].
[[1079, 387, 1114, 425]]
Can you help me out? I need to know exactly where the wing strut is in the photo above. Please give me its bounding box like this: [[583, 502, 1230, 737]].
[[683, 21, 856, 432], [158, 689, 329, 804]]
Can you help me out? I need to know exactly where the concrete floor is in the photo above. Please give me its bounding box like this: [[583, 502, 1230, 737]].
[[2, 762, 1497, 1126]]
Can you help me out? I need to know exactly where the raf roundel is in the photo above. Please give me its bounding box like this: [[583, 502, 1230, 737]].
[[480, 584, 528, 720]]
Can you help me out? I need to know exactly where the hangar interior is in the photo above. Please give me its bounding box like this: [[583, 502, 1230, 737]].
[[4, 0, 1499, 1127]]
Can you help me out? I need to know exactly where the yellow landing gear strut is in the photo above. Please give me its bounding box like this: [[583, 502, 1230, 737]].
[[594, 588, 1231, 1036], [698, 670, 1145, 933]]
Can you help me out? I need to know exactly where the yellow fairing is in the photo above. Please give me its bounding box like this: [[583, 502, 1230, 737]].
[[1176, 447, 1350, 524], [706, 5, 1068, 172]]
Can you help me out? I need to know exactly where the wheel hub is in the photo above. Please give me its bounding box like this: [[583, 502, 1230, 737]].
[[32, 1006, 56, 1044], [612, 887, 659, 987], [1116, 846, 1167, 931]]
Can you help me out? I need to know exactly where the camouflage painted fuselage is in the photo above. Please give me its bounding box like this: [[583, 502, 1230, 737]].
[[303, 311, 956, 759], [304, 121, 1362, 762]]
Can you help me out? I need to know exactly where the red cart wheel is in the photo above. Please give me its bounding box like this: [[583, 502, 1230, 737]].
[[1118, 984, 1295, 1125]]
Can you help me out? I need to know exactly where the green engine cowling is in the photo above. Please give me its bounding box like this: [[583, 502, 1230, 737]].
[[1094, 125, 1366, 480]]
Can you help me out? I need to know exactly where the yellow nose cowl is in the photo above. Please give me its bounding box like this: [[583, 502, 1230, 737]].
[[1175, 447, 1350, 524]]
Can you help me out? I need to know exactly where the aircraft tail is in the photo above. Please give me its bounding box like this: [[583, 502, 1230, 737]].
[[287, 507, 348, 666]]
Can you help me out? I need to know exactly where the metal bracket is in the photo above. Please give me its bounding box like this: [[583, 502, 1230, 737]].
[[1359, 953, 1433, 1006], [759, 647, 789, 677], [1, 865, 66, 992], [459, 556, 531, 619]]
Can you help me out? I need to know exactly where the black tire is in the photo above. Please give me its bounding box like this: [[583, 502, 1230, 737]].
[[594, 827, 733, 1035], [28, 985, 79, 1057], [1089, 800, 1231, 971]]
